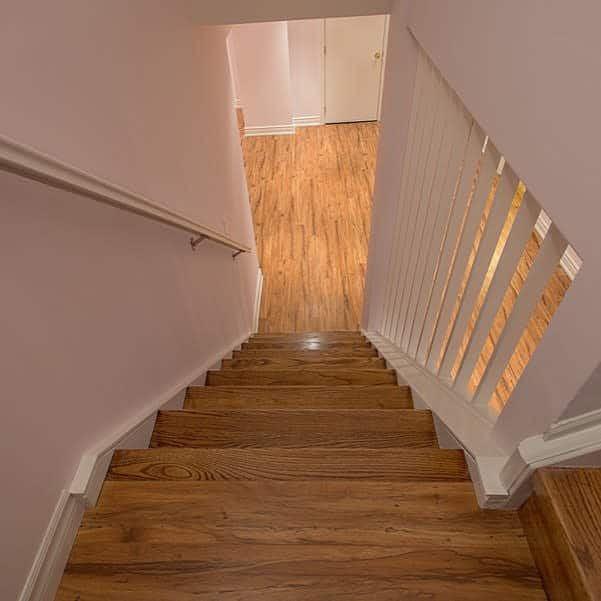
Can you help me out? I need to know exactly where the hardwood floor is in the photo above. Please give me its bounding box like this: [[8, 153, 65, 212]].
[[520, 468, 601, 600], [56, 332, 545, 600], [242, 123, 378, 333]]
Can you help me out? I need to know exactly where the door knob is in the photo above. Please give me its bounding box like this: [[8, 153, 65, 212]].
[[374, 51, 382, 60]]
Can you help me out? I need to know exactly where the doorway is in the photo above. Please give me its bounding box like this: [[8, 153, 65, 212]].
[[324, 15, 388, 123]]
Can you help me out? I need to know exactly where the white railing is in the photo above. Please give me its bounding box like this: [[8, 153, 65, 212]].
[[378, 48, 579, 419]]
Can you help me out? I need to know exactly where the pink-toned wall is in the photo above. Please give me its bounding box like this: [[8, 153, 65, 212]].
[[231, 22, 294, 130], [364, 0, 601, 450], [190, 0, 393, 25], [0, 3, 258, 599], [288, 20, 324, 121]]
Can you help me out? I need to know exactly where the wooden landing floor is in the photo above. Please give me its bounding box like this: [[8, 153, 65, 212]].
[[242, 123, 378, 333]]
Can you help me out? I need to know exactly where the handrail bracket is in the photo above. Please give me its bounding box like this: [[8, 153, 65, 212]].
[[190, 235, 208, 251]]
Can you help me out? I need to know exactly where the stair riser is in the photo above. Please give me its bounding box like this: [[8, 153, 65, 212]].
[[184, 385, 413, 410], [151, 410, 436, 449], [221, 357, 386, 370], [206, 369, 397, 386], [108, 448, 470, 482]]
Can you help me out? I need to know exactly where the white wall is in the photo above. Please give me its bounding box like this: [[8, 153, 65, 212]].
[[0, 3, 258, 599], [288, 20, 325, 124], [189, 0, 393, 24], [231, 22, 294, 133]]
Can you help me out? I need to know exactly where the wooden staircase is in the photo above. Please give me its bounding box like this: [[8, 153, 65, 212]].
[[56, 331, 546, 600]]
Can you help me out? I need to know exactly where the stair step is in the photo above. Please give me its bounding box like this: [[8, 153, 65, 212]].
[[57, 481, 544, 601], [242, 341, 373, 351], [221, 356, 386, 370], [108, 447, 470, 482], [520, 468, 601, 601], [251, 331, 364, 341], [184, 385, 413, 410], [206, 368, 397, 386], [234, 348, 379, 358], [151, 409, 437, 448]]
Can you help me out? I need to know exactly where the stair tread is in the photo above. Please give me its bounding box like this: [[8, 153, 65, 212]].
[[108, 447, 470, 482], [234, 348, 379, 357], [207, 368, 397, 386], [242, 341, 373, 350], [520, 467, 601, 600], [184, 385, 412, 409], [57, 480, 545, 601], [222, 356, 386, 369], [151, 409, 436, 448], [251, 331, 364, 339]]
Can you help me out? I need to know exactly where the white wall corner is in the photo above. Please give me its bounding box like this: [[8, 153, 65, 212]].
[[19, 331, 251, 601], [292, 115, 323, 127], [253, 267, 264, 333], [244, 124, 296, 137]]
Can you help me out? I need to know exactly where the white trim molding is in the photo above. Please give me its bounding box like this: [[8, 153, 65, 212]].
[[535, 210, 582, 280], [364, 330, 601, 509], [292, 115, 323, 127], [253, 267, 264, 333], [0, 133, 251, 254], [19, 331, 252, 601], [499, 410, 601, 508], [244, 124, 296, 137]]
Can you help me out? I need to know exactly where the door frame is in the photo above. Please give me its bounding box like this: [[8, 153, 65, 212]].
[[321, 15, 390, 125]]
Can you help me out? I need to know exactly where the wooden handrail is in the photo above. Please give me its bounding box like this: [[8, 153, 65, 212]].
[[0, 133, 252, 256]]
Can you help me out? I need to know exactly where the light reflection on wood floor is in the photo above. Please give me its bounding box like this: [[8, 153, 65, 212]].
[[242, 122, 378, 333]]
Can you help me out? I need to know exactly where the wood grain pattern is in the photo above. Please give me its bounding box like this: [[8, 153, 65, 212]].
[[242, 340, 373, 351], [184, 385, 413, 410], [206, 368, 397, 386], [251, 332, 366, 341], [221, 356, 386, 370], [57, 331, 544, 600], [243, 124, 378, 333], [150, 409, 437, 449], [108, 447, 470, 482], [520, 468, 601, 601], [233, 348, 379, 358], [57, 481, 545, 601]]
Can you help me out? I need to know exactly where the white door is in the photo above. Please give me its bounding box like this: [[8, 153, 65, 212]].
[[324, 16, 388, 124]]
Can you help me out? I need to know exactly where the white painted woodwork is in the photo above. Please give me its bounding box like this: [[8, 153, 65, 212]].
[[404, 95, 472, 357], [415, 122, 483, 365], [425, 139, 499, 373], [453, 193, 541, 397], [388, 59, 440, 342], [473, 223, 567, 408], [381, 50, 427, 336], [377, 47, 577, 426], [324, 15, 388, 123], [438, 161, 519, 383]]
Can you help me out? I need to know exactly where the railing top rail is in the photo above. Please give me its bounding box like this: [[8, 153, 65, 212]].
[[0, 133, 252, 255]]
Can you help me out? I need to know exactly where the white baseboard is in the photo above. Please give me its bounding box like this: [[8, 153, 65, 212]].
[[244, 124, 296, 137], [19, 331, 251, 601], [292, 115, 322, 127], [365, 329, 601, 509], [253, 267, 264, 333], [534, 210, 582, 280]]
